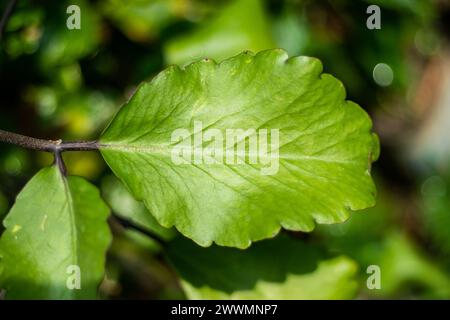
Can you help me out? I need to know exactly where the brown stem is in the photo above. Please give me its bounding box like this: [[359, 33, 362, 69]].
[[0, 129, 99, 152], [0, 129, 99, 176], [0, 0, 17, 41]]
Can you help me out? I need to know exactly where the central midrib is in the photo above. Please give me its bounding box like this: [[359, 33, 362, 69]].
[[60, 173, 78, 298], [99, 142, 355, 164]]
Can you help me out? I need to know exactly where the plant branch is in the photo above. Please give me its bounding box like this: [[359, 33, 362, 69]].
[[110, 214, 167, 248], [0, 0, 17, 41], [0, 129, 99, 153], [54, 150, 67, 176]]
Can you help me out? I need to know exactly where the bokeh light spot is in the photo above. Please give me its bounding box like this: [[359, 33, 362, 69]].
[[373, 63, 394, 87]]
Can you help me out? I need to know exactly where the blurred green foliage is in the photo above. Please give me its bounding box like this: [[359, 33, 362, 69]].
[[167, 235, 359, 299], [318, 183, 450, 298], [164, 0, 276, 65], [1, 0, 450, 299]]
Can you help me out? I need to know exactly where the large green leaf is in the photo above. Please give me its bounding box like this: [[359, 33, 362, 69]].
[[164, 0, 276, 65], [0, 166, 111, 299], [167, 235, 359, 299], [100, 49, 378, 248]]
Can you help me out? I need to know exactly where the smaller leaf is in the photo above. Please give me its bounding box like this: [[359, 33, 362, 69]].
[[0, 166, 111, 299]]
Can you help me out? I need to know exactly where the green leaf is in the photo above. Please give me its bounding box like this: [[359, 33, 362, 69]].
[[0, 166, 111, 299], [167, 235, 359, 299], [164, 0, 276, 65], [100, 49, 378, 248]]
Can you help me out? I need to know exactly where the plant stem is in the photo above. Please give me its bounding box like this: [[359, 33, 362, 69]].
[[0, 129, 99, 152], [110, 215, 167, 247], [54, 150, 67, 176], [0, 0, 17, 41]]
